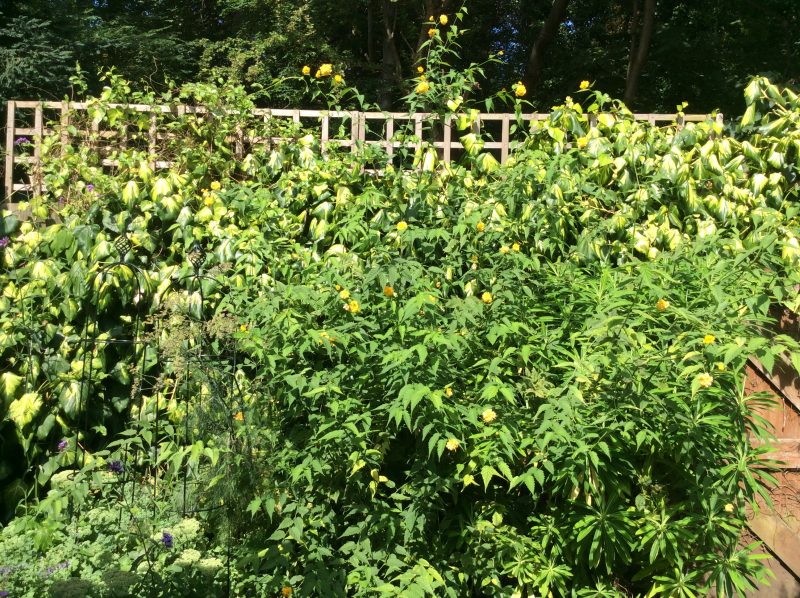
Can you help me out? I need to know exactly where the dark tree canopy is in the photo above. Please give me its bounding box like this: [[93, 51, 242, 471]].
[[0, 0, 798, 113]]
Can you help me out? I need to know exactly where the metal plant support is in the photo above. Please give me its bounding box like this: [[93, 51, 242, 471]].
[[72, 236, 245, 595]]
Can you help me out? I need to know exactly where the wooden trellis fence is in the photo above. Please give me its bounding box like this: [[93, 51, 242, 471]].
[[3, 99, 721, 201]]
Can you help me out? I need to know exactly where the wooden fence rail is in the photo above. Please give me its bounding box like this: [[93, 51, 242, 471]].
[[4, 100, 721, 201]]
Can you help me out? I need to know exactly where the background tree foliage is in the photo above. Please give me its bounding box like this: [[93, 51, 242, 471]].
[[1, 0, 798, 113]]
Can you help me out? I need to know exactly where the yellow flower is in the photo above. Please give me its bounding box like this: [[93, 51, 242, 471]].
[[481, 292, 493, 305], [445, 387, 454, 398], [204, 196, 214, 207], [576, 136, 588, 149], [397, 220, 408, 232], [339, 289, 350, 300], [697, 372, 714, 388], [315, 69, 322, 78], [428, 27, 436, 38], [511, 242, 520, 252], [282, 587, 293, 598], [715, 361, 726, 371], [302, 65, 311, 75], [234, 411, 244, 422], [500, 245, 510, 254], [428, 15, 434, 21], [498, 50, 504, 56], [239, 324, 247, 332], [724, 503, 734, 513], [417, 66, 425, 74], [446, 438, 460, 451], [656, 298, 670, 311], [334, 284, 341, 291], [319, 63, 333, 77], [210, 181, 222, 191], [416, 80, 430, 94], [383, 285, 395, 297], [481, 408, 497, 423], [439, 14, 448, 25], [703, 334, 716, 345], [347, 299, 360, 314], [514, 82, 527, 98], [580, 80, 590, 90], [476, 221, 485, 232], [334, 74, 343, 84]]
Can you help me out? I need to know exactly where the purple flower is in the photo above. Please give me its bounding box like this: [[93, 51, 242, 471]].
[[108, 460, 124, 474], [161, 532, 173, 549], [58, 196, 65, 206], [0, 591, 8, 597], [86, 184, 95, 192], [0, 237, 8, 248], [57, 439, 69, 452], [14, 136, 30, 145]]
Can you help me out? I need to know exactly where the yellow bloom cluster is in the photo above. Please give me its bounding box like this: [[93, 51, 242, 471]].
[[482, 292, 493, 305], [580, 80, 590, 90], [428, 28, 436, 38], [481, 408, 497, 423], [656, 298, 670, 311], [500, 245, 510, 254], [210, 180, 222, 191], [302, 65, 311, 75], [339, 289, 350, 300], [512, 242, 520, 252], [417, 66, 425, 74], [439, 14, 448, 25], [416, 80, 430, 94], [345, 300, 360, 314], [233, 411, 244, 422], [314, 63, 334, 78], [576, 136, 588, 149], [397, 220, 409, 231], [696, 372, 714, 388], [445, 387, 454, 397], [383, 285, 395, 297], [446, 438, 460, 451], [703, 334, 716, 345], [319, 330, 337, 344], [514, 82, 527, 97], [476, 221, 485, 232]]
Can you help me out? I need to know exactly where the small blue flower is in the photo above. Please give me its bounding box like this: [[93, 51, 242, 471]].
[[0, 237, 9, 249], [108, 460, 124, 474], [57, 439, 68, 452], [14, 136, 30, 145], [0, 590, 9, 596], [161, 532, 173, 549], [86, 184, 95, 192]]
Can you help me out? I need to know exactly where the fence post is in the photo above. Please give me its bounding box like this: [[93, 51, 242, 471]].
[[4, 100, 14, 201], [385, 116, 394, 161], [443, 115, 452, 163], [33, 103, 43, 195], [60, 101, 70, 157], [500, 115, 510, 163]]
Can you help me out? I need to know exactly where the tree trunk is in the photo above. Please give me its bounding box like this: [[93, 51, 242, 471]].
[[524, 0, 570, 89], [624, 0, 656, 107], [380, 0, 402, 110], [367, 0, 376, 64]]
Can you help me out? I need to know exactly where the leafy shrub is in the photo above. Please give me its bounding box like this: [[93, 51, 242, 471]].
[[1, 32, 800, 595]]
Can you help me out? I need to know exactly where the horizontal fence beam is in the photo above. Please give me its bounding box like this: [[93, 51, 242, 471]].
[[3, 100, 721, 202]]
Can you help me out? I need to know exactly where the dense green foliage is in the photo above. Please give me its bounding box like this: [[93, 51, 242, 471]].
[[1, 53, 800, 595]]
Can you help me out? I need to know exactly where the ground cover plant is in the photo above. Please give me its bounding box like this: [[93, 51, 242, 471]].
[[2, 17, 800, 596]]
